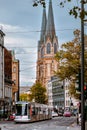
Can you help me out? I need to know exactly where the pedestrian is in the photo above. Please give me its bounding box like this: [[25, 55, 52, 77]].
[[77, 113, 79, 125]]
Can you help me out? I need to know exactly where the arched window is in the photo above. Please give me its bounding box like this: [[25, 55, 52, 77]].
[[54, 43, 57, 54], [41, 47, 44, 58], [47, 43, 51, 54]]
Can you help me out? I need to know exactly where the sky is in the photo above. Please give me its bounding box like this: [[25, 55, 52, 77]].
[[0, 0, 87, 87]]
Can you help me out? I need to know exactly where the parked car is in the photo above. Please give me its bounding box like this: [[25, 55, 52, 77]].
[[63, 111, 71, 117], [8, 113, 15, 120], [52, 111, 58, 117]]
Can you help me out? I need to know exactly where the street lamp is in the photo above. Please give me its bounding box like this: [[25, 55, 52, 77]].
[[81, 1, 85, 130]]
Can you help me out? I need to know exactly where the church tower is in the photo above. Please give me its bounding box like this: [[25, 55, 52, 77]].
[[36, 0, 58, 88]]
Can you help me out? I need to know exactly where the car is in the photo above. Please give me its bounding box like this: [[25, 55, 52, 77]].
[[58, 112, 63, 116], [9, 113, 15, 120], [63, 111, 71, 117], [52, 111, 58, 117], [58, 109, 64, 116]]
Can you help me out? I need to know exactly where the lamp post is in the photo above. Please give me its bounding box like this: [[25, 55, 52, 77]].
[[81, 0, 85, 130], [17, 60, 20, 101]]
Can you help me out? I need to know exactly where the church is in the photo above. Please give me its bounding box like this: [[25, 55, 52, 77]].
[[36, 0, 59, 88]]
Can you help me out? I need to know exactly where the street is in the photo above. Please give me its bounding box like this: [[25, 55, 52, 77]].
[[0, 116, 81, 130]]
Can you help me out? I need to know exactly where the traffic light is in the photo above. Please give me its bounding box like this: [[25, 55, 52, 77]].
[[75, 70, 81, 93], [84, 85, 87, 100]]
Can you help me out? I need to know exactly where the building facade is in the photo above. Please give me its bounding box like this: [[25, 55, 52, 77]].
[[64, 79, 79, 110], [12, 51, 19, 104], [47, 76, 64, 109], [4, 48, 13, 113], [36, 0, 58, 88], [0, 30, 20, 117], [0, 30, 5, 114]]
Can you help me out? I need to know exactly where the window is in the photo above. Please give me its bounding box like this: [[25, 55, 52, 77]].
[[41, 47, 44, 58], [47, 43, 51, 54], [16, 104, 27, 116], [54, 43, 57, 54]]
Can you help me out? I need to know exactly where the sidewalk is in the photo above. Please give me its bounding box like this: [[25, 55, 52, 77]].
[[69, 123, 81, 130]]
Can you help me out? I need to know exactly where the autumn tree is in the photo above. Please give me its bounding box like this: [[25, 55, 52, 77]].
[[55, 29, 81, 99], [55, 29, 81, 79], [20, 93, 29, 101], [54, 29, 87, 98], [29, 82, 48, 104]]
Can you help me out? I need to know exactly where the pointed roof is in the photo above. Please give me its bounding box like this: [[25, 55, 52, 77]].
[[46, 0, 55, 38], [0, 30, 5, 36], [40, 8, 47, 41]]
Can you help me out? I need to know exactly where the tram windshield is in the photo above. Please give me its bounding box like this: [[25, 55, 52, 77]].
[[16, 104, 27, 116]]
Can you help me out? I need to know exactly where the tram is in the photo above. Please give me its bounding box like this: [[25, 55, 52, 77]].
[[14, 101, 52, 123]]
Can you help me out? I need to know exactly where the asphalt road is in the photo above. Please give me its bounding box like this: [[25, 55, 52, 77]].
[[0, 116, 81, 130]]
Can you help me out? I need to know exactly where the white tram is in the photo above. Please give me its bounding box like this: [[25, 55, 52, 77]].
[[14, 101, 52, 123]]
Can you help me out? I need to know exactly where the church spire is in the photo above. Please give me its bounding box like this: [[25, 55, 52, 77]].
[[46, 0, 55, 38], [40, 8, 47, 41]]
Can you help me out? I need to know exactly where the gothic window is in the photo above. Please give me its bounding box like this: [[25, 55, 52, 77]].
[[41, 47, 44, 58], [54, 43, 57, 54], [47, 43, 51, 54]]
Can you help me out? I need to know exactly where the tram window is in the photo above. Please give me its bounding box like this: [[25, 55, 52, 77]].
[[28, 105, 31, 111], [35, 107, 38, 115], [32, 107, 35, 115], [24, 105, 27, 115], [16, 105, 22, 115], [16, 104, 27, 116], [43, 109, 46, 114], [39, 107, 41, 111]]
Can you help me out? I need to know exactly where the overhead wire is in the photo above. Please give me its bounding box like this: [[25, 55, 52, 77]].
[[3, 28, 80, 34], [20, 65, 36, 72], [5, 46, 37, 48], [15, 52, 37, 54]]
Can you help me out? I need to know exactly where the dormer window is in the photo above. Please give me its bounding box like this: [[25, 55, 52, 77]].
[[47, 43, 51, 54]]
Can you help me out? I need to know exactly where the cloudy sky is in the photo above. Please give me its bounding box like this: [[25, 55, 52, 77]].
[[0, 0, 86, 87]]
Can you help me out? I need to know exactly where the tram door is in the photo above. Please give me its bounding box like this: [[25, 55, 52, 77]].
[[28, 104, 32, 119]]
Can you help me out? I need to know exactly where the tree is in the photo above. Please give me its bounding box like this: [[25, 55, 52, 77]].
[[55, 30, 81, 79], [33, 0, 45, 8], [54, 30, 87, 98], [54, 30, 80, 98], [32, 0, 87, 19], [20, 93, 29, 101], [69, 81, 81, 99], [29, 82, 48, 104]]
